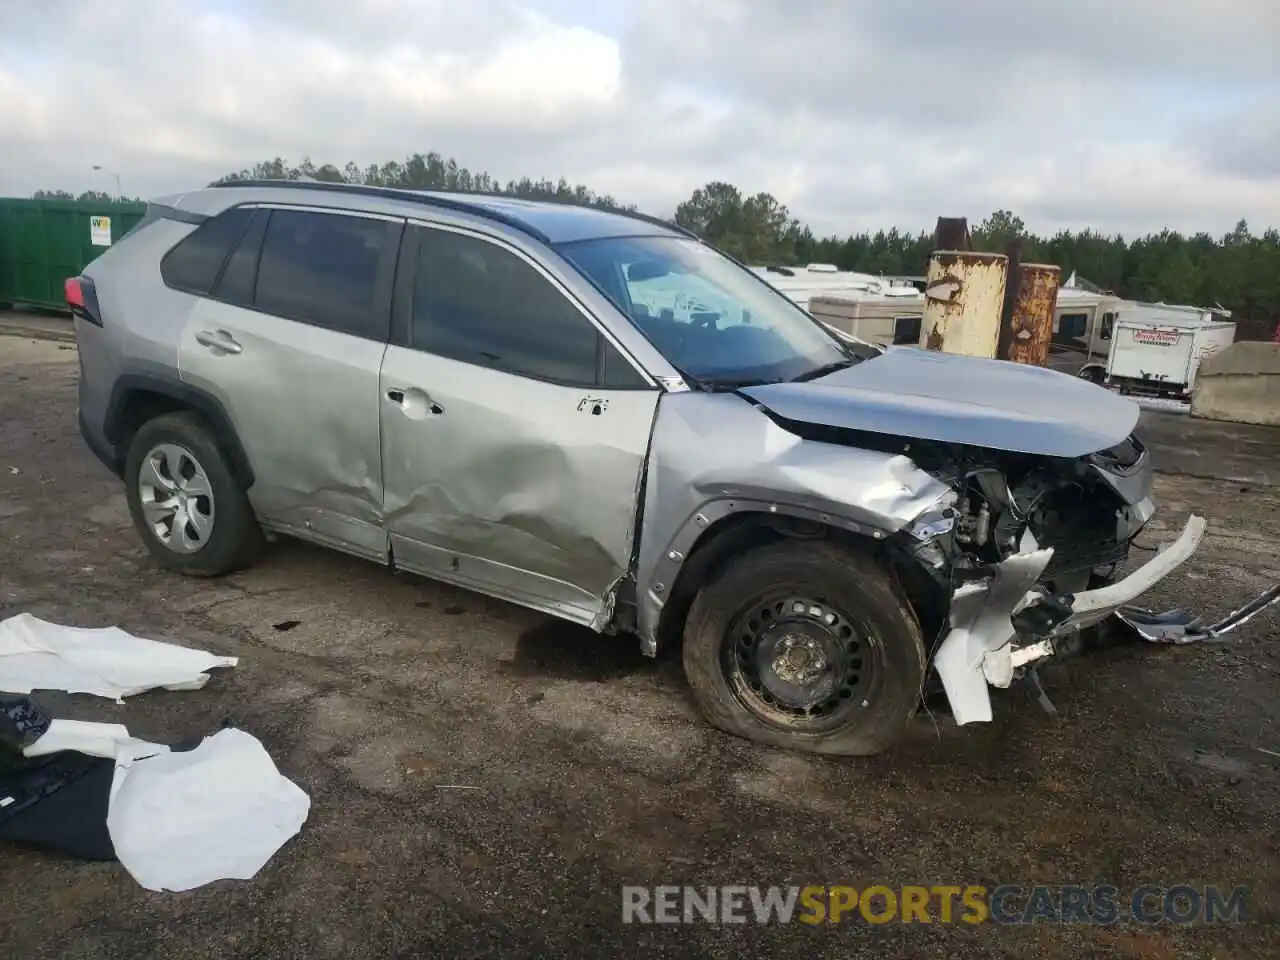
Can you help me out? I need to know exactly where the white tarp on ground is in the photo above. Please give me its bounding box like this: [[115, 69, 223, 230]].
[[21, 718, 168, 760], [1, 614, 308, 892], [0, 613, 238, 700], [107, 728, 311, 892]]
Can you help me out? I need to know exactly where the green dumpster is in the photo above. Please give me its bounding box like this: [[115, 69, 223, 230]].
[[0, 198, 147, 312]]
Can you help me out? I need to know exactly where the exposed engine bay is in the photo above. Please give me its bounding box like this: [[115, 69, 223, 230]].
[[910, 433, 1149, 595], [856, 425, 1272, 727], [884, 430, 1209, 724]]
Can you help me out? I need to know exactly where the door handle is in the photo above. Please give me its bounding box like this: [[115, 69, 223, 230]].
[[195, 329, 242, 354], [386, 387, 443, 416]]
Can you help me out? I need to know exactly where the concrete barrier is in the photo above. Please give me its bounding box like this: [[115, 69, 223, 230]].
[[1191, 342, 1280, 426]]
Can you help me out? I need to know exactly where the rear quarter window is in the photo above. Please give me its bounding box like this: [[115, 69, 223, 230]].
[[160, 206, 255, 296]]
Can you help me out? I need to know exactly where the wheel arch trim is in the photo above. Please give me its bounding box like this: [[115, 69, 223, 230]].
[[104, 373, 256, 488], [637, 496, 891, 654]]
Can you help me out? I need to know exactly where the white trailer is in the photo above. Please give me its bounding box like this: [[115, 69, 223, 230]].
[[1101, 310, 1236, 399], [751, 264, 923, 310]]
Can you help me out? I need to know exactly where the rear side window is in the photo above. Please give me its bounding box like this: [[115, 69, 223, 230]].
[[213, 211, 268, 307], [160, 207, 254, 295], [254, 210, 394, 338]]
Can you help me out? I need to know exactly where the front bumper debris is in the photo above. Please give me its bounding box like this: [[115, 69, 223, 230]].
[[1113, 585, 1280, 644], [932, 514, 1277, 726]]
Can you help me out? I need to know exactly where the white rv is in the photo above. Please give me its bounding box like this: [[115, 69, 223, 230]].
[[751, 264, 923, 311]]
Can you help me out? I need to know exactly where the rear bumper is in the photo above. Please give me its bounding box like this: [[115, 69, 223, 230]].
[[934, 514, 1207, 725]]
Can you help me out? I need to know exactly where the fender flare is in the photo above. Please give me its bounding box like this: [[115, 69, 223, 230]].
[[103, 373, 255, 488], [636, 495, 895, 652]]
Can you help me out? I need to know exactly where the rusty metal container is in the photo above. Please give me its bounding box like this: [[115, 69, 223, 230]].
[[1003, 263, 1062, 366], [921, 251, 1008, 358]]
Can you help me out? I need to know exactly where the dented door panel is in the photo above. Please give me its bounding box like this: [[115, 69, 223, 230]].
[[179, 302, 389, 560], [379, 346, 659, 625]]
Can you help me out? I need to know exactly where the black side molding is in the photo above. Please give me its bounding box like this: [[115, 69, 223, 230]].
[[102, 374, 255, 488], [79, 408, 123, 477]]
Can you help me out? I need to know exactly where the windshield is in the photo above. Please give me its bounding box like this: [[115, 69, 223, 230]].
[[557, 235, 868, 386]]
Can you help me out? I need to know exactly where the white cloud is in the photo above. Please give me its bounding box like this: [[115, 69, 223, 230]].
[[0, 0, 1276, 237]]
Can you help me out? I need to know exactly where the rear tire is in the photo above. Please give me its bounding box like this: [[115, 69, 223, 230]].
[[682, 540, 925, 756], [124, 411, 262, 577]]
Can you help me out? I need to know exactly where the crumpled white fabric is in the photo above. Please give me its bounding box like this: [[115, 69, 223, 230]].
[[21, 718, 169, 760], [0, 613, 237, 700], [107, 727, 311, 892]]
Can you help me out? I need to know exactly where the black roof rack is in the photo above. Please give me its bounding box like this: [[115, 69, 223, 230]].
[[211, 179, 552, 243], [613, 207, 700, 241], [211, 179, 698, 244]]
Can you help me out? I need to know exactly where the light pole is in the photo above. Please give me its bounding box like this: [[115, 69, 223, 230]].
[[92, 165, 122, 199]]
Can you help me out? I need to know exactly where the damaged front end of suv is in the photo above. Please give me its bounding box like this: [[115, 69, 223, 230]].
[[637, 344, 1277, 753], [738, 346, 1279, 730], [892, 430, 1195, 725]]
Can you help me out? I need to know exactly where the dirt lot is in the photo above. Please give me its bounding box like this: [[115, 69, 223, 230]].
[[1, 336, 1277, 960]]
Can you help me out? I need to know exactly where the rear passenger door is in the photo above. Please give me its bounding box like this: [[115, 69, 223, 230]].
[[174, 204, 402, 562], [379, 222, 660, 625]]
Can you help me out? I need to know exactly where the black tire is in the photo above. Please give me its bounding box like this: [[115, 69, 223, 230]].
[[682, 540, 926, 756], [123, 410, 263, 577], [1078, 366, 1106, 385]]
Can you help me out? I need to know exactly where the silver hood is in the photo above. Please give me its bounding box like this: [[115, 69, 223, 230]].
[[739, 346, 1141, 458]]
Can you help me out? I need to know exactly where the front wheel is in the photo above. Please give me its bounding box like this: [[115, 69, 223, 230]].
[[681, 541, 925, 756]]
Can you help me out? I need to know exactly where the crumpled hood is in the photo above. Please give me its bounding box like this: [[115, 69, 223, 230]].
[[739, 346, 1141, 458]]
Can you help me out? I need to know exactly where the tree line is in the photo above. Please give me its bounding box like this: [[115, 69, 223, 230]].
[[674, 182, 1279, 327], [32, 152, 1280, 326]]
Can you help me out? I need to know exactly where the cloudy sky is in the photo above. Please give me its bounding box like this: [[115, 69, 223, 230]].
[[2, 0, 1277, 238]]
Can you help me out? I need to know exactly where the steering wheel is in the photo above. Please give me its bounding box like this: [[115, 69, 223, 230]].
[[691, 311, 720, 331]]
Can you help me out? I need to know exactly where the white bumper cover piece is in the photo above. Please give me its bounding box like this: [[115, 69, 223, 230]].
[[934, 515, 1207, 726]]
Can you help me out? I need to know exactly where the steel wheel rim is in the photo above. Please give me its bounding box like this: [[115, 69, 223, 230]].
[[137, 442, 215, 554], [722, 592, 881, 733]]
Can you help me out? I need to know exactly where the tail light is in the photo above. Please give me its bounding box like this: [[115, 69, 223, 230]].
[[65, 276, 103, 327]]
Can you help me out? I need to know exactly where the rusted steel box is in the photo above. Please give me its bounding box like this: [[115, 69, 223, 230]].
[[1004, 263, 1062, 366], [921, 251, 1008, 358]]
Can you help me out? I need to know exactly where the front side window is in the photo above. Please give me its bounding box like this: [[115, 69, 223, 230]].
[[254, 210, 390, 336], [1100, 312, 1116, 340], [557, 235, 863, 386], [412, 228, 636, 387]]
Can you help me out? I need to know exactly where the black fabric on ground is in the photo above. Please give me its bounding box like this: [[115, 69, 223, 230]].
[[0, 751, 116, 861], [0, 695, 52, 751]]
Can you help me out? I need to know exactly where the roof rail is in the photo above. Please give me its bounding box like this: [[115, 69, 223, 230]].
[[212, 179, 699, 245], [210, 179, 552, 244], [614, 207, 701, 241]]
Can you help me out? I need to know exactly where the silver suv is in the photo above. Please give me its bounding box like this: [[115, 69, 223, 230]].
[[70, 181, 1211, 755]]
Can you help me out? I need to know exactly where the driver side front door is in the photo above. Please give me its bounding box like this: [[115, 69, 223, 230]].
[[378, 223, 661, 626]]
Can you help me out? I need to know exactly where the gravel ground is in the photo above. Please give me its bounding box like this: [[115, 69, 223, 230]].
[[0, 337, 1277, 960]]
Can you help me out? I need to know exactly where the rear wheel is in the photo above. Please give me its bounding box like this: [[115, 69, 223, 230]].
[[682, 541, 925, 756], [123, 411, 263, 577]]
